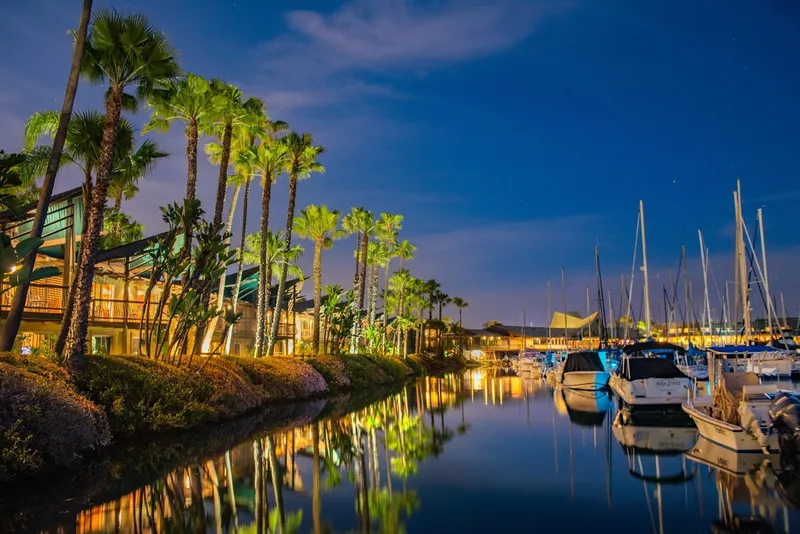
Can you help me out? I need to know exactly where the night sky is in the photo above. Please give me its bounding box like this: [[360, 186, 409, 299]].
[[2, 0, 799, 327]]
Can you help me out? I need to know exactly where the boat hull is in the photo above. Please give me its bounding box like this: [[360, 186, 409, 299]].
[[562, 387, 613, 413], [681, 399, 780, 453], [686, 436, 779, 475], [562, 371, 610, 391], [610, 375, 693, 406]]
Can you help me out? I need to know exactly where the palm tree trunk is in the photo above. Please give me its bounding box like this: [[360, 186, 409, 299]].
[[186, 118, 199, 201], [312, 237, 323, 353], [266, 174, 298, 356], [358, 232, 368, 309], [0, 0, 92, 352], [312, 422, 322, 534], [255, 174, 273, 357], [114, 194, 122, 210], [63, 84, 124, 372], [226, 181, 250, 355], [204, 182, 242, 352], [212, 122, 232, 231], [381, 259, 391, 347], [266, 436, 285, 530]]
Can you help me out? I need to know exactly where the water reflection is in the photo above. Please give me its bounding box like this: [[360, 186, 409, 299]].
[[9, 370, 800, 533]]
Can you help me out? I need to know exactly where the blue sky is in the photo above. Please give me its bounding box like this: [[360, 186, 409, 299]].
[[2, 0, 799, 326]]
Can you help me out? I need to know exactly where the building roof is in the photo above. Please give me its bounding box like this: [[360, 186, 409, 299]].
[[94, 231, 171, 263], [221, 268, 306, 307], [0, 186, 83, 224]]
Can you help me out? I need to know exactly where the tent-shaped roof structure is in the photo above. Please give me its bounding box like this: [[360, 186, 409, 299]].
[[549, 311, 599, 330], [221, 267, 306, 308]]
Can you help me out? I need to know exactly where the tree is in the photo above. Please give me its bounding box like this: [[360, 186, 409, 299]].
[[342, 207, 374, 309], [63, 9, 179, 371], [434, 290, 451, 321], [424, 280, 440, 321], [242, 229, 304, 354], [293, 205, 344, 354], [143, 73, 215, 201], [451, 297, 469, 327], [242, 127, 290, 357], [266, 132, 324, 356], [0, 0, 92, 352], [21, 109, 137, 356], [100, 209, 143, 249], [108, 138, 167, 209], [374, 213, 403, 339]]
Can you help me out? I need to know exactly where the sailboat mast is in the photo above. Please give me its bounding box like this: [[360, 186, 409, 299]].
[[547, 280, 552, 350], [699, 230, 712, 345], [682, 246, 689, 337], [733, 190, 742, 342], [757, 208, 773, 337], [736, 181, 751, 341], [562, 267, 568, 351], [781, 293, 788, 331], [608, 290, 616, 341], [586, 285, 592, 341], [640, 200, 652, 338]]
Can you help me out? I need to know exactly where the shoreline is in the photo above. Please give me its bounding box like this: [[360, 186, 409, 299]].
[[0, 352, 470, 484]]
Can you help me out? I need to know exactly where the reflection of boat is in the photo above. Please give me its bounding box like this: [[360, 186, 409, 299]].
[[687, 436, 778, 476], [612, 412, 698, 455], [610, 341, 693, 406], [560, 351, 610, 391], [687, 436, 792, 534], [682, 372, 781, 453], [560, 386, 611, 427]]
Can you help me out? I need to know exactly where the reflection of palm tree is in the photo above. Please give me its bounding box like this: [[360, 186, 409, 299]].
[[266, 436, 285, 531], [312, 422, 322, 534]]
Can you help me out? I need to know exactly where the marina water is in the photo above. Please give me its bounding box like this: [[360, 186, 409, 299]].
[[3, 370, 799, 533]]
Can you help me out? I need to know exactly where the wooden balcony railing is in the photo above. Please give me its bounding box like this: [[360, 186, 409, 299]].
[[214, 314, 295, 338]]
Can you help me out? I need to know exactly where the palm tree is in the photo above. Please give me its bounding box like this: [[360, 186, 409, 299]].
[[342, 207, 374, 309], [0, 0, 93, 352], [366, 241, 390, 327], [374, 213, 403, 336], [108, 138, 167, 209], [434, 290, 451, 321], [143, 73, 215, 201], [63, 9, 178, 371], [20, 109, 136, 356], [245, 126, 290, 357], [242, 229, 304, 355], [293, 205, 344, 353], [424, 280, 441, 321], [266, 132, 324, 356], [396, 239, 416, 268], [451, 297, 469, 327]]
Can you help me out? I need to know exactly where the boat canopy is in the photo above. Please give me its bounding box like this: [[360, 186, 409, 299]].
[[619, 358, 687, 381], [707, 345, 779, 355], [623, 341, 686, 355], [563, 351, 605, 373]]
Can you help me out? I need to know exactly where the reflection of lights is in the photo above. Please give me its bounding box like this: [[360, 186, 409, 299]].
[[470, 349, 483, 359], [185, 474, 191, 489], [10, 265, 17, 273]]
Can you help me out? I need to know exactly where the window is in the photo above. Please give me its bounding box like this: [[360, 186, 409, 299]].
[[92, 335, 111, 355]]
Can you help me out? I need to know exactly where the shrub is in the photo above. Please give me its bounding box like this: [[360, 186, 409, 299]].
[[305, 355, 351, 392], [362, 354, 412, 380], [0, 360, 110, 479], [222, 356, 328, 401], [74, 355, 216, 435], [337, 354, 394, 389], [192, 358, 263, 417]]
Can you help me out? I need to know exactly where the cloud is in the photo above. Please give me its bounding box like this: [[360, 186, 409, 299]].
[[268, 0, 552, 75]]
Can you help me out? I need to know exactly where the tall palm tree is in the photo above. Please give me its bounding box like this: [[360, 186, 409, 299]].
[[0, 0, 93, 352], [63, 9, 178, 370], [246, 125, 289, 356], [424, 280, 441, 321], [434, 290, 451, 321], [266, 132, 324, 356], [374, 213, 403, 336], [242, 230, 303, 355], [342, 207, 374, 309], [108, 138, 167, 209], [396, 239, 416, 268], [20, 109, 136, 356], [366, 241, 390, 327], [142, 73, 215, 201], [451, 297, 469, 327], [293, 205, 344, 354]]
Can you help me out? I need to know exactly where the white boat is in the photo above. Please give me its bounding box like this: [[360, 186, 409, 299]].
[[612, 412, 698, 454], [561, 386, 613, 415], [708, 345, 793, 378], [515, 349, 547, 376], [681, 372, 780, 453], [675, 352, 708, 380], [559, 351, 610, 391], [610, 342, 693, 406]]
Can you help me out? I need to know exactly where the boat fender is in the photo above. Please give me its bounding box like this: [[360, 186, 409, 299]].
[[738, 401, 769, 454]]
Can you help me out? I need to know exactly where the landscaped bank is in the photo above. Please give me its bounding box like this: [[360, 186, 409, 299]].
[[0, 352, 468, 481]]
